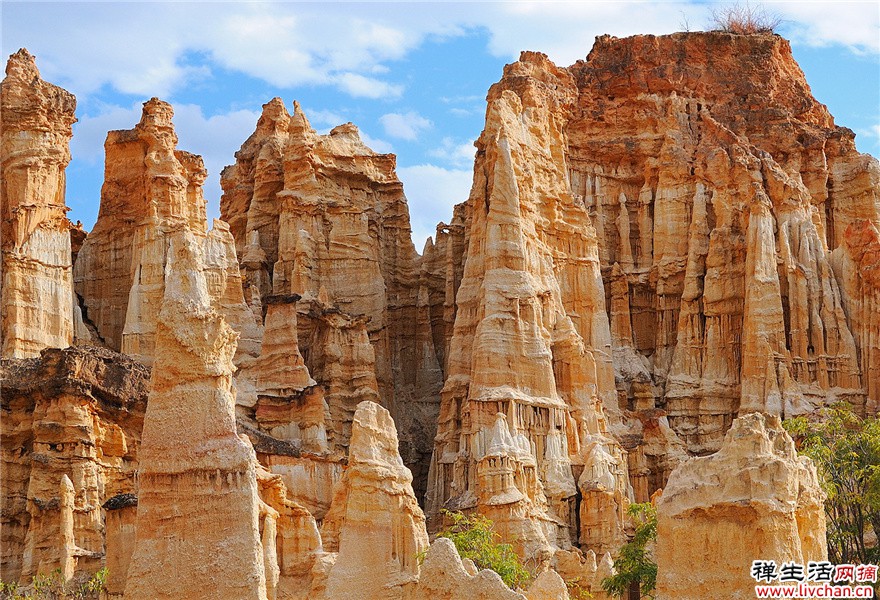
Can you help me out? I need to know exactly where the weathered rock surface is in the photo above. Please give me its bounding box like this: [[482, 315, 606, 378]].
[[564, 32, 879, 451], [1, 49, 76, 358], [425, 50, 631, 559], [414, 537, 571, 600], [655, 412, 827, 599], [73, 99, 259, 365], [1, 29, 874, 600], [317, 400, 429, 600], [0, 346, 149, 584], [221, 102, 443, 499], [124, 231, 267, 600]]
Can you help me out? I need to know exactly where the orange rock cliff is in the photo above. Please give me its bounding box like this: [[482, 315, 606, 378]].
[[1, 30, 877, 599]]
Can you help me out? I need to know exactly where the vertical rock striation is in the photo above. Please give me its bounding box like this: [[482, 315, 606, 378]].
[[563, 32, 878, 451], [124, 232, 267, 600], [318, 401, 429, 600], [0, 346, 149, 584], [426, 52, 631, 558], [221, 101, 443, 498], [1, 49, 76, 358], [73, 99, 259, 365]]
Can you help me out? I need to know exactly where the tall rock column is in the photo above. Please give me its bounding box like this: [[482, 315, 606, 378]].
[[426, 52, 629, 558], [124, 231, 267, 600], [73, 99, 259, 365], [0, 49, 76, 358], [318, 401, 429, 600], [221, 101, 444, 497]]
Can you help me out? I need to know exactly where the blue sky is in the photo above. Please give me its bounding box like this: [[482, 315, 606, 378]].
[[3, 1, 878, 248]]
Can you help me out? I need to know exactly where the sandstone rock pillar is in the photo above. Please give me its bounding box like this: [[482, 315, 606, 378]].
[[318, 400, 429, 600], [124, 231, 267, 600], [655, 412, 827, 600], [1, 49, 76, 358]]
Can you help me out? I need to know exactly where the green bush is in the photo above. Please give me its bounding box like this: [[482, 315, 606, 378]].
[[784, 406, 880, 565], [433, 510, 532, 590], [601, 502, 657, 600], [0, 568, 107, 600]]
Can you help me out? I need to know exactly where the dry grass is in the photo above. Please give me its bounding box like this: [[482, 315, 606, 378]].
[[708, 2, 782, 34]]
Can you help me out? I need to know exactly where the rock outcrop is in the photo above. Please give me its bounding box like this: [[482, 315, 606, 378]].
[[0, 346, 149, 584], [655, 412, 827, 599], [317, 400, 429, 600], [221, 102, 444, 498], [73, 99, 259, 365], [1, 49, 76, 358], [563, 32, 878, 451], [124, 232, 267, 600], [1, 29, 875, 600], [425, 51, 630, 559]]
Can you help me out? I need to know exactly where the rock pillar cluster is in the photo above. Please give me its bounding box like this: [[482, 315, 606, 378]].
[[73, 98, 259, 365], [425, 51, 631, 559], [123, 231, 268, 600], [221, 101, 443, 498]]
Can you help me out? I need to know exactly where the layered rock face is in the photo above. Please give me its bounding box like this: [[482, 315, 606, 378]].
[[0, 30, 872, 600], [221, 100, 443, 498], [655, 412, 827, 599], [1, 49, 76, 358], [563, 33, 879, 450], [73, 99, 259, 365], [124, 231, 267, 600], [318, 401, 429, 600], [425, 52, 631, 559], [0, 346, 149, 584]]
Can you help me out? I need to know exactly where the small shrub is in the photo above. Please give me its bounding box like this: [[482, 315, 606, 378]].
[[434, 510, 532, 590], [0, 568, 107, 600], [565, 577, 594, 599], [601, 503, 657, 600], [708, 2, 782, 34]]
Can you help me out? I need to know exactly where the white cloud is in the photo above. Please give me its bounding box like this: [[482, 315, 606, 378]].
[[335, 73, 403, 99], [429, 137, 476, 167], [3, 2, 875, 105], [772, 1, 880, 54], [380, 111, 433, 140], [359, 130, 395, 154], [397, 164, 473, 249]]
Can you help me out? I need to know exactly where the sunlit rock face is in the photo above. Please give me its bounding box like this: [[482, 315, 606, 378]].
[[123, 231, 268, 600], [424, 51, 631, 560], [1, 49, 77, 358], [221, 100, 444, 499], [316, 400, 429, 600], [73, 98, 259, 366], [0, 28, 873, 600], [655, 412, 827, 600], [425, 29, 877, 559], [0, 346, 149, 585], [563, 32, 879, 452]]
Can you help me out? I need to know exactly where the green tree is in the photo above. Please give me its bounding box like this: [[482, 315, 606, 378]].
[[784, 406, 880, 565], [601, 502, 657, 600], [433, 510, 532, 590]]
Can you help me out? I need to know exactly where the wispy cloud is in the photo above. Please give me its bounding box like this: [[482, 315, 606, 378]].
[[380, 111, 433, 140], [429, 137, 476, 167], [4, 2, 876, 103], [397, 164, 472, 249]]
